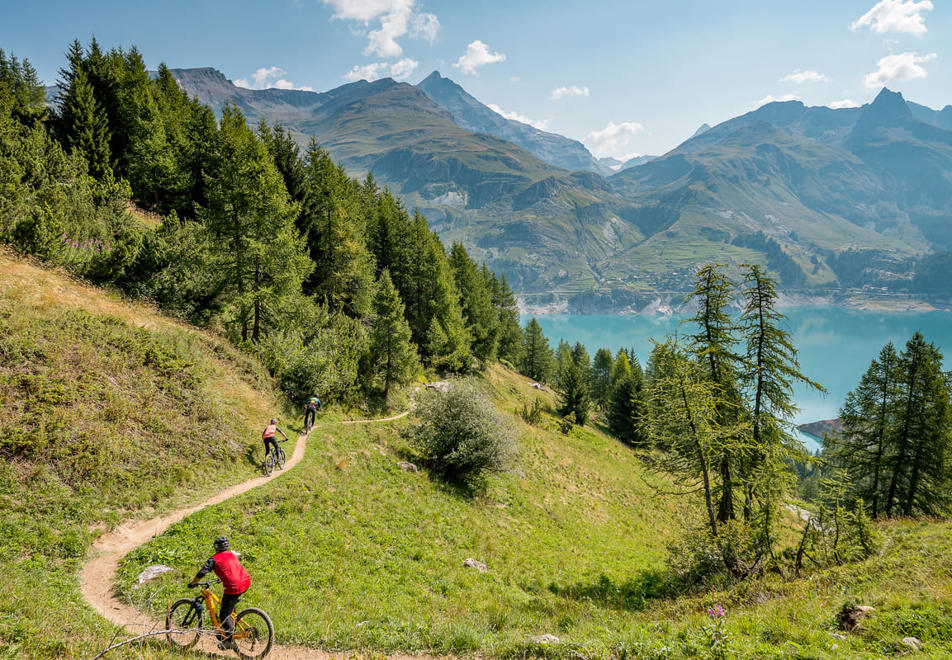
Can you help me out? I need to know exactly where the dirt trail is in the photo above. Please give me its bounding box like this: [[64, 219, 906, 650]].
[[82, 407, 434, 659]]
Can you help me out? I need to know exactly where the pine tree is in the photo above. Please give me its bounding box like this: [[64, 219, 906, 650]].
[[608, 364, 647, 445], [57, 67, 112, 177], [491, 273, 524, 367], [591, 348, 614, 410], [521, 318, 555, 383], [369, 270, 418, 397], [826, 342, 901, 519], [558, 361, 591, 426], [884, 333, 952, 516], [449, 242, 498, 363]]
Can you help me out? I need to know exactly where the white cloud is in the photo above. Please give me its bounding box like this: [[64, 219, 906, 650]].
[[234, 66, 314, 91], [780, 69, 830, 84], [389, 58, 419, 79], [551, 85, 590, 100], [583, 121, 646, 159], [453, 40, 506, 76], [343, 57, 418, 82], [757, 93, 798, 106], [487, 103, 549, 130], [851, 0, 933, 35], [829, 99, 861, 109], [323, 0, 440, 58], [864, 51, 937, 87]]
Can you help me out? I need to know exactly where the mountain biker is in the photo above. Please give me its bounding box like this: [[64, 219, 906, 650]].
[[188, 536, 250, 650], [262, 419, 288, 464], [304, 395, 322, 430]]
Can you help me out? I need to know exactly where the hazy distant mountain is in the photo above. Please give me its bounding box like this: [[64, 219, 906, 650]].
[[619, 154, 656, 171], [692, 123, 711, 137], [608, 88, 952, 291], [416, 71, 611, 175], [168, 68, 952, 310]]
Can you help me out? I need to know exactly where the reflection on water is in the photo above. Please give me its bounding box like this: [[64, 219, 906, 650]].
[[536, 307, 952, 452]]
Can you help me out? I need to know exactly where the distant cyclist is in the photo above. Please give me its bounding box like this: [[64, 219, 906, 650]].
[[304, 395, 322, 431], [262, 419, 288, 464], [188, 536, 250, 650]]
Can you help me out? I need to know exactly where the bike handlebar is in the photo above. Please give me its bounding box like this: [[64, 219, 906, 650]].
[[194, 578, 222, 588]]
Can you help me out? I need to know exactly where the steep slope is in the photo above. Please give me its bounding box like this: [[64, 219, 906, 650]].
[[0, 251, 290, 657], [417, 71, 610, 175]]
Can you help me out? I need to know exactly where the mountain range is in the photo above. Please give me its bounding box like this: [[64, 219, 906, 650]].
[[170, 68, 952, 311]]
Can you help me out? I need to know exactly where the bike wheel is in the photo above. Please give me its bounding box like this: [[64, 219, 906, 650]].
[[166, 598, 203, 650], [277, 448, 286, 470], [232, 607, 274, 659], [264, 452, 274, 476]]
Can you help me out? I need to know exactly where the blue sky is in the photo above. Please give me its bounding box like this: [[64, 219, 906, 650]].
[[2, 0, 948, 158]]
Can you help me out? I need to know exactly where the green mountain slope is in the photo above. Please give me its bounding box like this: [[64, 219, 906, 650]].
[[169, 69, 952, 310], [0, 251, 289, 657]]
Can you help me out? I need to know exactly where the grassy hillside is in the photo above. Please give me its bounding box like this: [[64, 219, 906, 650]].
[[117, 363, 952, 659], [0, 251, 290, 657], [116, 365, 687, 655]]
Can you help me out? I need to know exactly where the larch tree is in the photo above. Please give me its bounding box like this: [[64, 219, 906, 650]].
[[201, 104, 311, 343], [736, 264, 825, 553], [686, 263, 742, 523], [368, 270, 418, 397]]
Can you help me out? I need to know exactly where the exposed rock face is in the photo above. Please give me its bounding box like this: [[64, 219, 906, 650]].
[[397, 461, 419, 473]]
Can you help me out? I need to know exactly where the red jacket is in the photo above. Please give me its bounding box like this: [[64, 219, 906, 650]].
[[211, 550, 251, 595]]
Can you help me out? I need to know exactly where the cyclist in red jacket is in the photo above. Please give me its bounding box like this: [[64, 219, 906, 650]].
[[188, 536, 251, 649]]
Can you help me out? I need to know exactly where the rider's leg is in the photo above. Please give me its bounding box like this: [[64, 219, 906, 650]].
[[218, 591, 242, 643], [264, 437, 278, 461]]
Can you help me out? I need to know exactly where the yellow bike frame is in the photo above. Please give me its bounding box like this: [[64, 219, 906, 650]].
[[200, 586, 249, 638]]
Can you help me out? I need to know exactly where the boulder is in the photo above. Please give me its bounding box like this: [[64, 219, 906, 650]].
[[397, 461, 419, 473], [531, 634, 561, 644], [902, 637, 923, 651], [528, 381, 548, 392], [134, 564, 174, 587], [426, 381, 451, 393], [837, 604, 875, 631], [463, 558, 488, 572]]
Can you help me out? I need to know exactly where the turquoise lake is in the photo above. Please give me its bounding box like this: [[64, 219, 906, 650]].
[[536, 307, 952, 452]]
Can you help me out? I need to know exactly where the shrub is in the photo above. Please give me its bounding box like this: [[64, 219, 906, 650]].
[[406, 380, 516, 487]]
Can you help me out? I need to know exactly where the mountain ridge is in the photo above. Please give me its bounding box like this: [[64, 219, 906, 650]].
[[160, 70, 952, 310]]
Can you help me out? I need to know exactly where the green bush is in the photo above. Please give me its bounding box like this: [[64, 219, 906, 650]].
[[406, 379, 516, 488]]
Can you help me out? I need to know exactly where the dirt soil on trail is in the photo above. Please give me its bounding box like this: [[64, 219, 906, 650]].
[[82, 409, 439, 660]]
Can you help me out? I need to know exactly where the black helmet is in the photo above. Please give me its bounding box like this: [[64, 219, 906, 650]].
[[214, 536, 229, 552]]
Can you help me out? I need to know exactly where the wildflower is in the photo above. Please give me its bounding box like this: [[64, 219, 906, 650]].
[[707, 604, 726, 618]]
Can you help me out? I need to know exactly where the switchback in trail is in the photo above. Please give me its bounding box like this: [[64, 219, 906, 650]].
[[82, 406, 434, 660]]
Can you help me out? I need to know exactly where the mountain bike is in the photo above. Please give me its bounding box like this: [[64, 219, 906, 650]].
[[166, 578, 274, 658], [264, 439, 286, 476]]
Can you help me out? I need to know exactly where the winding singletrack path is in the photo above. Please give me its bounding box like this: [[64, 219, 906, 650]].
[[82, 406, 436, 659]]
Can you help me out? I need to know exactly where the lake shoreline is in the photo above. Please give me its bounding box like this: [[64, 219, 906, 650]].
[[520, 292, 952, 316]]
